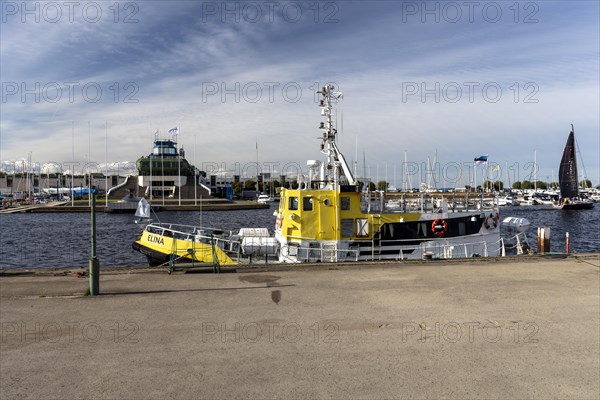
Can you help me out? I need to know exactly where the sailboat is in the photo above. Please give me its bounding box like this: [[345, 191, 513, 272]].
[[556, 125, 594, 210], [134, 198, 152, 223]]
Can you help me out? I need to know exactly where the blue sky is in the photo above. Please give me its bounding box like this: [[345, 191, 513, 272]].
[[1, 0, 599, 187]]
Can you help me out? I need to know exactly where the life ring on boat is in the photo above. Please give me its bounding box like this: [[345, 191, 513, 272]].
[[275, 214, 282, 229], [483, 213, 500, 230], [431, 218, 448, 237]]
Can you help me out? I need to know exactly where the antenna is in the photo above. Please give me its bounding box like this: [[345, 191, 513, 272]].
[[317, 84, 355, 187]]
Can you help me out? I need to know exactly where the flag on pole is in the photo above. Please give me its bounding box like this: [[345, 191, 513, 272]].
[[168, 126, 179, 136], [474, 155, 488, 165], [492, 165, 500, 172]]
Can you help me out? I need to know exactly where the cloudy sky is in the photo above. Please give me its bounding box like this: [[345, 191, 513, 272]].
[[1, 0, 599, 187]]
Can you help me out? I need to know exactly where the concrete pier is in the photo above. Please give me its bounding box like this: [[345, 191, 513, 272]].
[[1, 255, 599, 399]]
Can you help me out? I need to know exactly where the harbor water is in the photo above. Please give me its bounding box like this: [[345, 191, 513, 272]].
[[0, 205, 598, 269]]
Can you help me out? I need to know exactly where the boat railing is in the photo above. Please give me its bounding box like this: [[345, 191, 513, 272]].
[[146, 223, 530, 263], [365, 191, 498, 214], [364, 231, 530, 260], [148, 223, 279, 263], [499, 231, 531, 255], [146, 223, 234, 239], [296, 245, 360, 263]]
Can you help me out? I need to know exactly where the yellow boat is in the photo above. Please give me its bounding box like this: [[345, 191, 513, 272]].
[[133, 84, 530, 266]]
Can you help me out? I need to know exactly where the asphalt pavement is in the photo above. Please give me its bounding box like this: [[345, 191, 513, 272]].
[[1, 255, 599, 399]]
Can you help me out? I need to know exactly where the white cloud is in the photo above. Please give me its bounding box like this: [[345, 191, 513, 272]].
[[1, 1, 598, 184]]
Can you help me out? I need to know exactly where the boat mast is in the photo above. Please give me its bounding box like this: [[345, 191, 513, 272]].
[[317, 84, 356, 188], [572, 124, 589, 189], [255, 137, 260, 197], [534, 149, 537, 191]]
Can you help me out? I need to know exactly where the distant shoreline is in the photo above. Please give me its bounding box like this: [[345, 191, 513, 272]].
[[0, 200, 269, 214]]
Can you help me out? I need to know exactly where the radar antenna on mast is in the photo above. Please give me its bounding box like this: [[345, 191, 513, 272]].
[[317, 84, 356, 188]]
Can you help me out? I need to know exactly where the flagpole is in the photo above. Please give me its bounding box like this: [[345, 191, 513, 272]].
[[474, 161, 477, 192], [178, 124, 181, 206], [88, 121, 91, 207], [149, 131, 154, 201], [71, 121, 75, 207], [402, 150, 408, 192], [487, 158, 490, 192], [161, 131, 165, 206], [105, 122, 108, 207], [194, 134, 197, 206]]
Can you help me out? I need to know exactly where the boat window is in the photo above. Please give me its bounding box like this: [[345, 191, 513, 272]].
[[341, 219, 354, 238], [417, 223, 428, 238], [303, 197, 313, 211], [173, 232, 188, 240], [289, 196, 298, 210], [341, 197, 350, 210], [458, 222, 466, 236], [356, 219, 369, 237]]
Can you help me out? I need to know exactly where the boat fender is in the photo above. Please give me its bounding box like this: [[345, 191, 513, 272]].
[[431, 218, 448, 237]]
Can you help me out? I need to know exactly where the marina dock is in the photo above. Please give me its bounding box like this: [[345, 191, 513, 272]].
[[1, 255, 598, 399], [0, 199, 268, 213]]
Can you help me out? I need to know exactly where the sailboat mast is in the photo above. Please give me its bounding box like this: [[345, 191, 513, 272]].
[[573, 124, 590, 189], [255, 137, 259, 197], [534, 150, 537, 191]]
